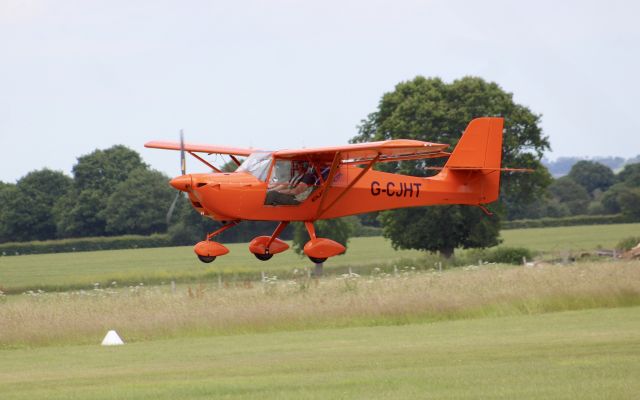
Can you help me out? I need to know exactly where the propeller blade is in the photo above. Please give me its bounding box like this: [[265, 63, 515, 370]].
[[166, 191, 181, 225], [180, 129, 186, 175], [167, 130, 188, 225]]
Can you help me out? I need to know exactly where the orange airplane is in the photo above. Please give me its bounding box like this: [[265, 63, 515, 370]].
[[146, 117, 510, 264]]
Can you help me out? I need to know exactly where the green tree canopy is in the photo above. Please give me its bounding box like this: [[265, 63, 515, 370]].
[[567, 161, 615, 195], [351, 76, 550, 257], [600, 163, 640, 215], [548, 177, 590, 215], [73, 145, 147, 193], [104, 169, 176, 235], [617, 163, 640, 186], [618, 188, 640, 220], [0, 182, 18, 242], [0, 170, 72, 242], [55, 145, 147, 237]]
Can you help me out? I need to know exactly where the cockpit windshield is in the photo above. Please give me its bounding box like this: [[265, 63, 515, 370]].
[[236, 151, 273, 181]]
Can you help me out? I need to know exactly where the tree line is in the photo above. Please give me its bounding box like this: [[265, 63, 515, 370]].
[[514, 160, 640, 220]]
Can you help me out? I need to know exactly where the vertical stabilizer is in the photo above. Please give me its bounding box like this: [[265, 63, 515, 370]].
[[443, 117, 504, 203]]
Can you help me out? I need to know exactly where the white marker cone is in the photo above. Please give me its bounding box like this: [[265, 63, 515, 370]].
[[101, 330, 124, 346]]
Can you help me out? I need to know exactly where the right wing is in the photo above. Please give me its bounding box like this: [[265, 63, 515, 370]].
[[144, 141, 256, 157]]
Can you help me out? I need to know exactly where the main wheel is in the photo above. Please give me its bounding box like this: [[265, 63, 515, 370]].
[[197, 255, 216, 263], [254, 253, 273, 261], [308, 256, 327, 264]]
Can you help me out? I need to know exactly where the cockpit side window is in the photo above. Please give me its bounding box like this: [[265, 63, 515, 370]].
[[236, 151, 273, 181]]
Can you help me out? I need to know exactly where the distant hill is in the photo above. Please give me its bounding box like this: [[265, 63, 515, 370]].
[[543, 155, 640, 177]]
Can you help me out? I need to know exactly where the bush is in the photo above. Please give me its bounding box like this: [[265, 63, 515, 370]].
[[615, 236, 640, 252], [0, 234, 171, 256], [485, 247, 534, 265]]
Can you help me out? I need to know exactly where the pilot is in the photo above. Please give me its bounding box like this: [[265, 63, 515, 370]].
[[265, 161, 331, 205]]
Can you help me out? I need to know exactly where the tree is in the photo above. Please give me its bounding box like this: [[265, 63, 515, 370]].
[[0, 182, 18, 242], [104, 169, 176, 235], [548, 177, 590, 215], [351, 76, 550, 257], [600, 163, 640, 215], [73, 145, 147, 193], [618, 188, 640, 221], [617, 163, 640, 187], [567, 161, 615, 195], [18, 169, 72, 240], [0, 170, 72, 242], [0, 186, 37, 242], [55, 145, 147, 237]]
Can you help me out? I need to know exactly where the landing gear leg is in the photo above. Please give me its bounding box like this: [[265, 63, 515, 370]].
[[313, 261, 324, 277]]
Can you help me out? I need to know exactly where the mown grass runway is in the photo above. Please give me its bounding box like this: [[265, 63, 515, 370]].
[[1, 307, 638, 399]]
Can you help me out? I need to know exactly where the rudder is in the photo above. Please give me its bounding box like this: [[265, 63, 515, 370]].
[[443, 117, 504, 203]]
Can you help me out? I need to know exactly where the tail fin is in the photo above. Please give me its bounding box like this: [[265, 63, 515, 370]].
[[444, 117, 504, 203]]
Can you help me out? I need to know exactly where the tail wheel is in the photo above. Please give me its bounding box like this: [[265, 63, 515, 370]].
[[197, 255, 216, 263], [308, 256, 327, 264], [254, 253, 273, 261]]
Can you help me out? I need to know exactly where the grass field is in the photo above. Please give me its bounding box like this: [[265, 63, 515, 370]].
[[1, 225, 639, 399], [500, 222, 640, 253], [0, 237, 423, 293], [1, 223, 639, 294], [1, 306, 638, 399]]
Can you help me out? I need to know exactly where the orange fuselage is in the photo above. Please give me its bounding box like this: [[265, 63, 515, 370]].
[[184, 166, 498, 222]]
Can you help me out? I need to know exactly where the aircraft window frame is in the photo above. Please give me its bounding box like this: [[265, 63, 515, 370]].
[[236, 151, 273, 182]]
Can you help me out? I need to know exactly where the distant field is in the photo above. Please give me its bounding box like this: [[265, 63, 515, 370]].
[[0, 237, 422, 293], [1, 223, 639, 293], [1, 307, 638, 399], [501, 222, 640, 252]]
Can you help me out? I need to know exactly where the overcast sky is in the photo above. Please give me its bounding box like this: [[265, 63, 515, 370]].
[[1, 0, 638, 182]]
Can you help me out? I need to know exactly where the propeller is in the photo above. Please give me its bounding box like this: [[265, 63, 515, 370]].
[[166, 130, 186, 225]]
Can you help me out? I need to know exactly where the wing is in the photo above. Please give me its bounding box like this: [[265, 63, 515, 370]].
[[144, 141, 256, 157], [273, 139, 449, 164]]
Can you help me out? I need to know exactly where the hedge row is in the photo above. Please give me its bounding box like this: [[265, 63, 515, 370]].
[[0, 234, 171, 256], [502, 214, 630, 229]]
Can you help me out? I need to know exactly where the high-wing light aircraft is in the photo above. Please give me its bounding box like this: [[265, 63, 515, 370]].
[[146, 117, 516, 264]]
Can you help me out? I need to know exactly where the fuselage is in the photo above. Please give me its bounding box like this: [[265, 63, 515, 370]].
[[177, 161, 496, 222]]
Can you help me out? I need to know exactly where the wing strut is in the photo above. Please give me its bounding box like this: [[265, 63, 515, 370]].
[[316, 153, 380, 219], [229, 155, 242, 166], [189, 152, 222, 173], [313, 151, 342, 217]]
